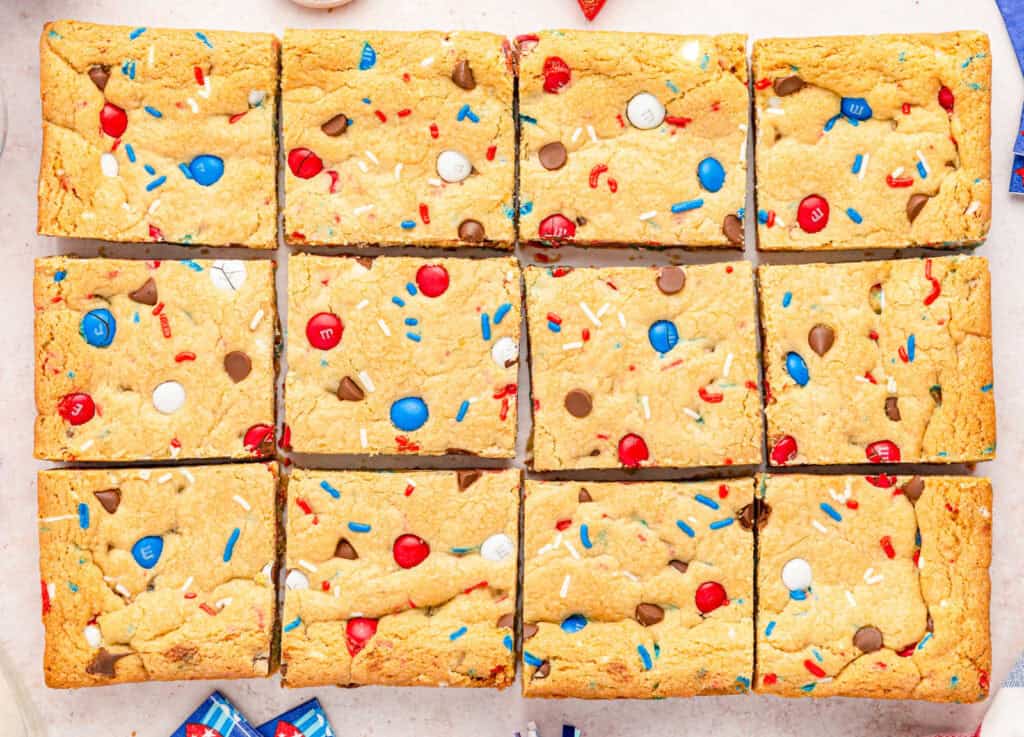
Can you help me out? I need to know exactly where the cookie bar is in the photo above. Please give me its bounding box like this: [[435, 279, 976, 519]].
[[38, 463, 279, 688], [38, 20, 279, 248], [517, 31, 749, 247], [522, 479, 755, 698], [286, 254, 520, 457], [759, 256, 995, 466], [753, 32, 991, 250], [525, 263, 762, 470], [282, 30, 514, 247], [35, 257, 277, 461], [755, 474, 991, 701], [280, 469, 519, 688]]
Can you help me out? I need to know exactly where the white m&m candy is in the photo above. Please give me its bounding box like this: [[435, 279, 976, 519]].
[[210, 260, 247, 291], [436, 150, 473, 183], [781, 557, 812, 591], [491, 336, 519, 367], [480, 533, 514, 562], [152, 381, 185, 414], [626, 93, 666, 130], [285, 569, 310, 590]]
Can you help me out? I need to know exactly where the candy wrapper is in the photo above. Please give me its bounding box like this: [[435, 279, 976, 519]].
[[170, 692, 261, 737], [256, 699, 335, 737], [929, 653, 1024, 737], [515, 724, 581, 737]]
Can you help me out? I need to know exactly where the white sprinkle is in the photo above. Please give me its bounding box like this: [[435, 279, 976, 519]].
[[427, 177, 443, 187], [250, 309, 264, 331], [79, 439, 94, 451], [359, 428, 368, 448], [358, 371, 375, 392], [887, 376, 898, 393], [580, 301, 601, 326], [617, 311, 626, 328], [40, 515, 75, 523], [559, 575, 571, 598], [587, 125, 598, 143], [845, 590, 857, 607], [738, 124, 748, 164], [170, 444, 181, 459], [100, 152, 119, 177], [181, 576, 194, 592], [723, 352, 734, 377], [186, 97, 199, 113], [916, 150, 930, 177], [917, 555, 925, 570], [158, 473, 173, 484], [681, 39, 701, 62], [81, 212, 95, 220], [854, 375, 871, 384], [405, 477, 416, 490], [639, 211, 658, 220], [47, 583, 56, 602], [858, 153, 870, 181], [365, 151, 379, 165], [298, 559, 318, 572], [965, 200, 980, 216], [233, 495, 251, 511], [562, 341, 584, 350], [729, 627, 736, 640], [148, 199, 161, 215], [353, 205, 374, 216], [595, 303, 610, 318], [356, 299, 369, 310], [357, 161, 369, 173], [683, 408, 701, 420], [864, 568, 884, 585], [979, 506, 990, 519], [571, 127, 583, 143], [537, 542, 556, 556], [765, 106, 785, 116], [147, 45, 155, 66], [394, 163, 403, 180], [812, 520, 829, 534], [552, 533, 563, 548], [892, 166, 905, 178], [641, 395, 651, 420], [115, 584, 132, 598], [420, 56, 435, 67], [563, 540, 580, 560], [621, 571, 639, 582], [215, 597, 232, 609], [377, 319, 391, 336], [197, 77, 211, 99], [138, 470, 151, 481], [775, 215, 787, 228]]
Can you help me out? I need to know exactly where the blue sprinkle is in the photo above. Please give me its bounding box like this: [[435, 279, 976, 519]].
[[547, 321, 561, 333], [457, 104, 470, 121], [846, 208, 863, 224], [481, 313, 491, 341], [561, 614, 588, 633], [146, 176, 167, 192], [133, 312, 139, 323], [359, 41, 377, 70], [820, 503, 842, 522], [801, 683, 817, 692], [144, 164, 156, 175], [812, 648, 824, 662], [670, 199, 704, 213], [710, 518, 734, 530], [125, 144, 136, 163], [782, 291, 792, 308], [458, 104, 479, 123], [637, 645, 653, 671], [520, 201, 534, 216], [78, 503, 89, 529], [917, 632, 933, 650], [790, 589, 807, 601], [362, 97, 371, 104], [69, 582, 79, 593], [951, 675, 959, 686], [981, 383, 993, 392], [695, 494, 719, 510], [502, 634, 513, 651], [406, 282, 418, 296], [195, 32, 213, 49], [449, 626, 468, 641], [48, 30, 61, 39], [320, 480, 340, 499], [916, 530, 922, 546], [765, 621, 776, 637], [283, 617, 302, 633], [129, 27, 147, 40], [917, 161, 928, 179], [405, 318, 418, 326], [494, 303, 512, 324], [406, 332, 421, 342], [524, 651, 543, 667], [392, 296, 406, 307], [144, 106, 163, 119], [348, 522, 372, 533], [450, 546, 473, 554], [700, 54, 710, 70], [182, 259, 203, 272], [223, 528, 241, 562], [666, 80, 680, 93], [456, 400, 470, 422], [736, 676, 751, 689], [580, 524, 592, 549], [54, 270, 66, 282], [178, 163, 193, 179], [824, 115, 840, 132], [676, 520, 695, 538], [852, 154, 864, 174], [519, 114, 538, 125], [401, 220, 416, 230], [907, 334, 916, 362]]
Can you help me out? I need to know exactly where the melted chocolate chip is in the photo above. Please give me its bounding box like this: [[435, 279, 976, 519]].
[[853, 625, 884, 653], [457, 469, 482, 491], [538, 142, 568, 170], [88, 65, 111, 92], [354, 256, 374, 270], [334, 538, 358, 560], [458, 219, 485, 243], [86, 648, 131, 678], [635, 603, 665, 626], [907, 193, 930, 223], [656, 266, 686, 295], [902, 476, 925, 503], [523, 622, 538, 639], [497, 613, 515, 629], [533, 661, 551, 679], [321, 114, 349, 137], [452, 59, 476, 90], [927, 613, 934, 632], [773, 75, 806, 96], [723, 214, 744, 245], [336, 376, 365, 401], [93, 488, 121, 514], [869, 284, 883, 315], [578, 488, 593, 503], [224, 351, 252, 383], [129, 277, 157, 306], [564, 389, 593, 418], [737, 499, 771, 531], [930, 386, 943, 406], [669, 559, 689, 574], [808, 324, 835, 357], [885, 396, 901, 421]]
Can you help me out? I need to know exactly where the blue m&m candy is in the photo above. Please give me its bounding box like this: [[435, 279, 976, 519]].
[[785, 351, 810, 386], [132, 535, 164, 569], [390, 396, 429, 432], [80, 308, 116, 348], [188, 155, 225, 187], [697, 156, 726, 193], [648, 320, 679, 354], [561, 614, 588, 633], [841, 97, 872, 121]]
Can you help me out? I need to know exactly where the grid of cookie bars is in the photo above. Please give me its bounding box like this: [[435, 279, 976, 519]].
[[33, 21, 995, 701]]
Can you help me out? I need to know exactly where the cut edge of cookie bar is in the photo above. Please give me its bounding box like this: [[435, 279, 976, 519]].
[[37, 462, 280, 688], [37, 20, 280, 249], [753, 473, 991, 702], [752, 31, 991, 251]]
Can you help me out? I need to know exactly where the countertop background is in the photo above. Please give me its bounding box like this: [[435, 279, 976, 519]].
[[2, 0, 1024, 735]]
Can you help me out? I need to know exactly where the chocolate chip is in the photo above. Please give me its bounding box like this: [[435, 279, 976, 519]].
[[93, 488, 121, 514], [497, 613, 514, 629], [656, 266, 686, 295], [538, 142, 567, 170], [224, 351, 252, 383], [773, 75, 806, 96], [808, 325, 835, 357], [927, 613, 934, 632], [907, 193, 930, 223], [930, 386, 943, 405], [853, 626, 883, 653], [354, 256, 374, 270], [885, 396, 901, 421], [88, 65, 111, 92], [457, 469, 482, 491], [321, 114, 349, 137], [533, 661, 550, 679], [635, 603, 664, 626], [869, 284, 883, 314], [669, 559, 689, 574], [458, 219, 485, 243], [336, 376, 365, 401], [86, 648, 131, 678], [129, 277, 157, 306], [737, 499, 771, 531], [722, 214, 744, 245], [334, 538, 358, 559], [902, 476, 925, 503], [578, 488, 593, 503], [452, 59, 476, 90], [523, 622, 538, 639], [564, 389, 593, 418]]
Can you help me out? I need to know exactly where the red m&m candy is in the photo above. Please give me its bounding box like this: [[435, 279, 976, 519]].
[[797, 195, 830, 234], [538, 214, 576, 241], [393, 534, 431, 569], [306, 312, 343, 350], [617, 433, 649, 467], [346, 617, 378, 656], [695, 581, 728, 614], [99, 103, 128, 138], [243, 424, 275, 454], [938, 85, 954, 113], [865, 440, 900, 463], [415, 265, 450, 298], [58, 392, 95, 425], [770, 435, 798, 465], [287, 148, 324, 179], [542, 56, 572, 93]]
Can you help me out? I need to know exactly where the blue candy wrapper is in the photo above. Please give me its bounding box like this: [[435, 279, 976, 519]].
[[1012, 154, 1024, 195], [171, 692, 261, 737], [1015, 102, 1024, 156], [997, 0, 1024, 76], [256, 699, 335, 737]]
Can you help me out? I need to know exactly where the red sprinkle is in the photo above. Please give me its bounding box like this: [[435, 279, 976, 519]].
[[546, 312, 562, 325], [194, 66, 205, 86], [463, 581, 488, 594], [228, 112, 246, 124], [607, 178, 618, 193], [582, 328, 590, 342], [718, 484, 729, 499], [866, 474, 897, 488], [902, 102, 911, 115], [555, 519, 572, 531], [404, 483, 415, 497], [419, 203, 430, 224], [898, 346, 909, 363], [868, 330, 879, 341], [174, 352, 196, 362], [429, 123, 439, 139], [755, 78, 772, 90], [665, 116, 693, 128], [296, 498, 313, 515], [864, 371, 878, 384], [923, 259, 941, 305], [552, 267, 571, 277], [374, 110, 387, 123], [149, 224, 164, 241], [41, 580, 51, 615], [804, 660, 827, 678], [327, 170, 340, 194], [322, 581, 331, 591], [397, 108, 412, 117], [699, 386, 724, 403], [199, 603, 218, 617], [486, 145, 497, 161], [500, 396, 510, 421], [589, 164, 608, 189], [279, 424, 292, 451], [762, 673, 778, 685], [886, 173, 914, 188], [880, 536, 896, 559], [765, 210, 776, 228], [184, 592, 197, 599], [898, 643, 917, 657], [159, 314, 171, 339], [846, 500, 860, 510]]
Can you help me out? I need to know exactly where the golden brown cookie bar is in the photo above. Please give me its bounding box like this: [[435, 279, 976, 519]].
[[522, 479, 755, 698], [753, 32, 991, 250], [281, 30, 514, 248], [38, 21, 279, 248], [517, 31, 748, 247], [755, 474, 991, 702], [759, 256, 995, 466], [286, 254, 520, 457], [525, 263, 762, 470], [280, 469, 519, 688], [35, 257, 277, 461], [38, 463, 279, 688]]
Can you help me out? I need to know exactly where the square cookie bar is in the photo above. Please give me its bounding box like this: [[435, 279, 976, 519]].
[[280, 469, 519, 688], [38, 21, 279, 248], [753, 32, 991, 250], [282, 30, 514, 247], [286, 254, 520, 457], [755, 474, 991, 701], [522, 479, 755, 698], [759, 256, 994, 466], [38, 463, 279, 688], [517, 31, 749, 247], [35, 257, 277, 461], [525, 263, 762, 470]]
